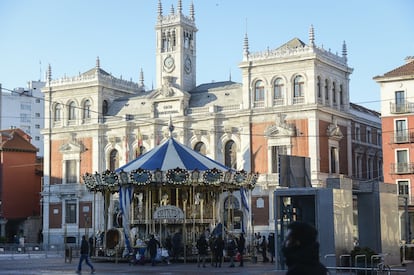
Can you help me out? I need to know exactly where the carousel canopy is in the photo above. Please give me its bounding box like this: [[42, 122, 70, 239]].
[[116, 137, 229, 172], [83, 136, 257, 192]]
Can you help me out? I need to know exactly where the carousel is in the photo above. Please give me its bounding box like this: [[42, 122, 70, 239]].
[[82, 124, 257, 261]]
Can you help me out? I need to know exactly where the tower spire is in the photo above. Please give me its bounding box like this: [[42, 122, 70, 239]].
[[243, 33, 249, 59], [96, 56, 100, 69], [190, 1, 195, 20], [139, 68, 144, 86], [157, 0, 163, 17], [170, 4, 174, 15], [47, 64, 52, 83], [342, 40, 348, 63], [309, 24, 315, 47], [177, 0, 182, 14]]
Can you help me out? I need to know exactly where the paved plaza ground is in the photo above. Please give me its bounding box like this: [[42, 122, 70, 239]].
[[0, 253, 412, 274]]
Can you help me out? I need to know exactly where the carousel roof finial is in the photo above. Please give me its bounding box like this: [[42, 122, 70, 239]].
[[168, 115, 174, 137]]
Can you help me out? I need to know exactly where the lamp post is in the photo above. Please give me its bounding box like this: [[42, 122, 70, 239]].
[[46, 64, 52, 246]]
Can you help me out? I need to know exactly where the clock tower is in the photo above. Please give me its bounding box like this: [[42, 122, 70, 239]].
[[155, 0, 197, 92]]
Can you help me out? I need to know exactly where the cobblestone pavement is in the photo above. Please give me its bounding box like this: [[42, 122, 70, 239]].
[[0, 254, 411, 274], [0, 254, 282, 275]]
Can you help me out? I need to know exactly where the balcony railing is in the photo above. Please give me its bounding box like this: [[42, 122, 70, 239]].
[[391, 131, 414, 143], [391, 162, 414, 174], [390, 101, 414, 114]]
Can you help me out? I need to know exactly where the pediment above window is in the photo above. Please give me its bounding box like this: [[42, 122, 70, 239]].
[[327, 123, 343, 141], [59, 138, 85, 154], [265, 114, 296, 137]]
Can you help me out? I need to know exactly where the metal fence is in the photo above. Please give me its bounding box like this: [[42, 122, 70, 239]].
[[0, 243, 78, 260]]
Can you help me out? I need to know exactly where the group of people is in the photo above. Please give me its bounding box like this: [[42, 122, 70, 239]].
[[76, 221, 328, 275], [195, 232, 246, 268], [254, 232, 276, 263]]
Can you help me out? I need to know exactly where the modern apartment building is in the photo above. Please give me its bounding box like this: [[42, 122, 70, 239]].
[[374, 57, 414, 241], [0, 81, 45, 156]]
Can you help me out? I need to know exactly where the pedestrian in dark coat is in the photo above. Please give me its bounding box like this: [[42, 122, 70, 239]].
[[282, 221, 328, 275], [196, 234, 208, 267], [268, 233, 275, 263], [147, 235, 160, 266], [237, 233, 246, 267], [76, 235, 95, 274], [213, 235, 224, 267], [226, 235, 237, 267], [260, 235, 269, 262]]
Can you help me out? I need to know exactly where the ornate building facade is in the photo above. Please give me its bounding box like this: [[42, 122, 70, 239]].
[[41, 1, 382, 246]]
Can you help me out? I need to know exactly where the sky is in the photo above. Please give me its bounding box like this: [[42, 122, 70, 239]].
[[0, 0, 413, 112]]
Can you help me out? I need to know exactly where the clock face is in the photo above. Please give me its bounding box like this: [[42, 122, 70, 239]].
[[184, 56, 192, 74], [163, 56, 175, 72]]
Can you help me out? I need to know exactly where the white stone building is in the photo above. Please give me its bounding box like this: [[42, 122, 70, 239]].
[[40, 1, 381, 247]]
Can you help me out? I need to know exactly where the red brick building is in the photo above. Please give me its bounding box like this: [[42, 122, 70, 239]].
[[0, 128, 41, 242]]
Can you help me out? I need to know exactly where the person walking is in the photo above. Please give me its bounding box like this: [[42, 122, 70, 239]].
[[147, 234, 160, 266], [260, 235, 269, 262], [76, 235, 95, 274], [268, 233, 275, 263], [282, 221, 328, 275], [213, 235, 224, 267], [196, 234, 208, 267], [237, 233, 246, 267], [226, 235, 237, 268]]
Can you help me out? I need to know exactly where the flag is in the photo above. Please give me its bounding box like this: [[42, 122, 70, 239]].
[[240, 187, 249, 212], [119, 185, 134, 252]]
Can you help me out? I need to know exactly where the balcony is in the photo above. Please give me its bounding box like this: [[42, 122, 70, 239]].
[[390, 101, 414, 114], [391, 162, 414, 174], [391, 131, 414, 144]]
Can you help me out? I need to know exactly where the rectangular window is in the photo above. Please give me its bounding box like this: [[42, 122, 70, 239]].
[[330, 147, 338, 174], [271, 146, 287, 173], [366, 128, 372, 144], [20, 113, 31, 123], [395, 119, 408, 143], [398, 180, 409, 197], [35, 136, 40, 141], [35, 124, 40, 129], [377, 132, 382, 146], [36, 98, 41, 103], [20, 103, 31, 111], [65, 160, 77, 183], [355, 126, 360, 141], [396, 150, 409, 173], [65, 200, 77, 224], [356, 155, 362, 178], [35, 113, 40, 118], [395, 90, 405, 112]]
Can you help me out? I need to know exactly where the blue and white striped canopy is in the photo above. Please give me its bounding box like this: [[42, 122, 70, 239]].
[[117, 138, 230, 172]]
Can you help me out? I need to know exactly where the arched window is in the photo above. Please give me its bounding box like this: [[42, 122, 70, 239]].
[[83, 100, 91, 119], [224, 140, 237, 169], [332, 82, 336, 104], [273, 78, 283, 99], [54, 104, 61, 121], [293, 75, 304, 97], [109, 149, 119, 171], [317, 76, 322, 98], [325, 79, 329, 100], [194, 142, 206, 155], [102, 100, 108, 115], [68, 101, 76, 120], [254, 80, 264, 101]]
